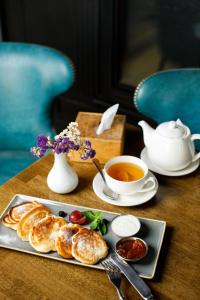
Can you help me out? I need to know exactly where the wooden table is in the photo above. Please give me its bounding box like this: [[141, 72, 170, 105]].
[[0, 126, 199, 300]]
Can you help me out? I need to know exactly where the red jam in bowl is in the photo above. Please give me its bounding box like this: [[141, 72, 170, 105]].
[[116, 238, 147, 260]]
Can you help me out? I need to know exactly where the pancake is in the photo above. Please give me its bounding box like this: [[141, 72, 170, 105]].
[[9, 201, 41, 222], [29, 215, 67, 253], [1, 201, 41, 231], [3, 213, 17, 224], [17, 206, 51, 241], [2, 214, 18, 230], [72, 228, 108, 264], [55, 223, 82, 258]]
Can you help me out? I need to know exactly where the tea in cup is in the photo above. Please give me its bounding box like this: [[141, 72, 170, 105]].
[[104, 156, 156, 195]]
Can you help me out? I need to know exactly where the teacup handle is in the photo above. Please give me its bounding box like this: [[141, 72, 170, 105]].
[[138, 177, 156, 193], [191, 134, 200, 162]]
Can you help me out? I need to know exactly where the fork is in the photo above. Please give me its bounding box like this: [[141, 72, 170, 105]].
[[101, 260, 125, 300]]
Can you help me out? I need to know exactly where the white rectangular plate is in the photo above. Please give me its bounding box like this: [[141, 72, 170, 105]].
[[0, 194, 166, 279]]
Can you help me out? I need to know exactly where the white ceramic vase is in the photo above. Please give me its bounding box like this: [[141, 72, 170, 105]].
[[47, 152, 78, 194]]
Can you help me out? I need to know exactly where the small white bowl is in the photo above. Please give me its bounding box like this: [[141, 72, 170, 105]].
[[111, 214, 141, 237]]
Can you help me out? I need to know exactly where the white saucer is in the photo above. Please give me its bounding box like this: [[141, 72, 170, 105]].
[[140, 147, 200, 176], [92, 171, 158, 207]]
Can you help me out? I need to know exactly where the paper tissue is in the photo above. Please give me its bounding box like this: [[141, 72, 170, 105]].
[[70, 105, 126, 163], [96, 104, 119, 135]]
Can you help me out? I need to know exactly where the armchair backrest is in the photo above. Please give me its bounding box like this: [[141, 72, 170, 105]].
[[134, 69, 200, 138], [0, 42, 74, 150]]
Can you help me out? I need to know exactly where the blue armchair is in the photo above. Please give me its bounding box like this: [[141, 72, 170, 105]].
[[0, 42, 74, 185], [133, 69, 200, 149]]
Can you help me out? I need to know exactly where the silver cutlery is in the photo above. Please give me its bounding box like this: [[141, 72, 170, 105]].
[[110, 252, 155, 300], [92, 158, 119, 200], [101, 260, 125, 300]]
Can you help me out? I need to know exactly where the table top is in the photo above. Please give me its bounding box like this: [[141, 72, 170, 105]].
[[0, 125, 199, 300]]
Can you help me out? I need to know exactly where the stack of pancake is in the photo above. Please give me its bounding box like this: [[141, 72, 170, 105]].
[[2, 201, 108, 264]]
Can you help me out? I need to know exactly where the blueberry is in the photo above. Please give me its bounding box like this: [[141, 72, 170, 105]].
[[58, 210, 67, 218]]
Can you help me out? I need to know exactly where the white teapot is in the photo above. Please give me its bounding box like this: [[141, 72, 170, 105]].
[[138, 119, 200, 171]]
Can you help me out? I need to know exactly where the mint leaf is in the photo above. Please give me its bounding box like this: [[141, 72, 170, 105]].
[[83, 211, 96, 222], [94, 211, 102, 220], [83, 210, 102, 223], [83, 210, 108, 235], [98, 221, 108, 235], [90, 219, 99, 230]]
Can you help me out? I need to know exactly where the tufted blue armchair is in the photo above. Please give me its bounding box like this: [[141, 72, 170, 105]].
[[0, 42, 74, 185], [133, 69, 200, 150]]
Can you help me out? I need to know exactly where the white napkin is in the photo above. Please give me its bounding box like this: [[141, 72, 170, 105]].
[[96, 104, 119, 135]]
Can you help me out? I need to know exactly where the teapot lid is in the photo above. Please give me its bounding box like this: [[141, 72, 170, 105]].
[[157, 119, 188, 138]]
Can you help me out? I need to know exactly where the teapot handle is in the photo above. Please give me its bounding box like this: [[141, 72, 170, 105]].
[[191, 134, 200, 162]]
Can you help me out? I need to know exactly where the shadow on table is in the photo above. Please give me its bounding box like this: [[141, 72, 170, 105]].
[[74, 174, 95, 193], [151, 225, 174, 282]]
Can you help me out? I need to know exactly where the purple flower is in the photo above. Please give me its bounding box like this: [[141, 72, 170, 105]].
[[73, 144, 80, 151], [81, 153, 89, 160], [85, 140, 91, 147], [61, 137, 69, 145], [31, 123, 96, 161], [61, 145, 69, 153], [52, 141, 61, 154], [37, 135, 48, 149], [54, 147, 62, 154], [80, 148, 96, 160], [89, 149, 96, 158]]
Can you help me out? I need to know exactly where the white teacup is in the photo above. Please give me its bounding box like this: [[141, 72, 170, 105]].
[[104, 156, 156, 196]]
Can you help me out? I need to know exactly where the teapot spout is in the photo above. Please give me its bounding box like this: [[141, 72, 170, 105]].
[[138, 120, 154, 147]]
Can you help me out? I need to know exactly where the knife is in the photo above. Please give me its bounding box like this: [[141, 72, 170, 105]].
[[110, 252, 155, 300]]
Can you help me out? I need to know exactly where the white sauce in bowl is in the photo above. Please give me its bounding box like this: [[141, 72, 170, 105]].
[[111, 215, 141, 237]]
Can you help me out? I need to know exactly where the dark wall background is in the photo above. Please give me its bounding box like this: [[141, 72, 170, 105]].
[[2, 0, 198, 132]]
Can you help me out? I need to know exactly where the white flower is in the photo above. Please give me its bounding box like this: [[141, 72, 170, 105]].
[[54, 135, 60, 141], [68, 122, 78, 128], [56, 122, 81, 145]]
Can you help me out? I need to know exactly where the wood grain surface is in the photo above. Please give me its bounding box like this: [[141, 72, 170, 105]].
[[0, 125, 199, 300], [70, 112, 126, 163]]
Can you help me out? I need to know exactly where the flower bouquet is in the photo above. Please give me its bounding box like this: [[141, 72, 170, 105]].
[[31, 122, 96, 160], [31, 122, 96, 194]]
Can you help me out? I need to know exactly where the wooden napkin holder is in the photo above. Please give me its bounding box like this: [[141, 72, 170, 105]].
[[70, 112, 126, 164]]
